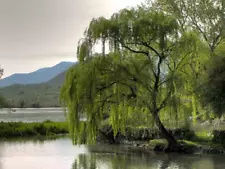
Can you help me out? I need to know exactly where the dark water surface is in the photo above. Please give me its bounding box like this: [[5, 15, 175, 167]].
[[0, 137, 225, 169]]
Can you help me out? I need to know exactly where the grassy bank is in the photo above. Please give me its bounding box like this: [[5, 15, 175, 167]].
[[99, 125, 225, 153], [0, 121, 69, 138], [1, 121, 225, 154], [145, 139, 225, 154]]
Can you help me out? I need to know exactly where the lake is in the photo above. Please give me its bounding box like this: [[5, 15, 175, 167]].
[[0, 108, 224, 131], [0, 108, 66, 122], [1, 108, 225, 168], [0, 137, 225, 169]]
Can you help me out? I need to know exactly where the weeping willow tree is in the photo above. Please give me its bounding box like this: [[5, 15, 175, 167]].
[[60, 3, 202, 149]]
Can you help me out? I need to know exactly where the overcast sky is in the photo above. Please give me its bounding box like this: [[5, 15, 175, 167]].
[[0, 0, 144, 78]]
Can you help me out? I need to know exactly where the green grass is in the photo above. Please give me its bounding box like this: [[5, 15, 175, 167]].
[[194, 131, 214, 142], [0, 121, 69, 138], [147, 138, 224, 153], [148, 136, 212, 149], [149, 139, 168, 147], [178, 140, 202, 149], [148, 139, 201, 147]]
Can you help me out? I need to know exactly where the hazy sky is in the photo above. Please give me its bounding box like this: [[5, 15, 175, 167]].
[[0, 0, 144, 78]]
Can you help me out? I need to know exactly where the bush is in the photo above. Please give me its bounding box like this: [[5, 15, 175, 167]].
[[0, 121, 69, 138]]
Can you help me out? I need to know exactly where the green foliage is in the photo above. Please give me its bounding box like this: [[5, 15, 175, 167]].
[[0, 83, 62, 108], [60, 0, 225, 146], [0, 121, 69, 138], [0, 69, 69, 108], [0, 95, 10, 108], [156, 0, 225, 52], [199, 55, 225, 117], [61, 3, 197, 145], [149, 139, 168, 147], [194, 132, 213, 142], [155, 0, 225, 121]]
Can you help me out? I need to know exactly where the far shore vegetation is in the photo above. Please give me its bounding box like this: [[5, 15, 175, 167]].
[[0, 121, 69, 138]]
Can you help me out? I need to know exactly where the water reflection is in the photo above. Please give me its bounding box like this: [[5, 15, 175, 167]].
[[0, 108, 66, 122], [72, 145, 225, 169], [0, 137, 224, 169], [71, 153, 174, 169], [0, 137, 87, 169]]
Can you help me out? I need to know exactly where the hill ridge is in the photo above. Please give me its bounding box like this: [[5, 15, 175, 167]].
[[0, 62, 76, 107], [0, 61, 75, 87]]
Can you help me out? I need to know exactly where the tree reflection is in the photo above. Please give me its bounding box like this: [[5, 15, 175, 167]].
[[159, 160, 171, 169], [71, 152, 174, 169], [72, 154, 96, 169], [71, 150, 218, 169], [158, 154, 173, 169]]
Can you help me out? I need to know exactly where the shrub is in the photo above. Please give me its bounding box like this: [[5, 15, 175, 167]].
[[0, 121, 69, 138]]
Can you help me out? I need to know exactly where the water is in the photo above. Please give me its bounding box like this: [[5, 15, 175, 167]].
[[0, 108, 66, 122], [0, 137, 225, 169], [0, 108, 225, 168]]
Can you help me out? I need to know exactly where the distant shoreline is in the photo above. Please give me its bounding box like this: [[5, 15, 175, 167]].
[[0, 121, 69, 138]]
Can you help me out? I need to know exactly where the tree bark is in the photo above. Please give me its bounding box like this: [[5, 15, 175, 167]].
[[152, 112, 178, 148]]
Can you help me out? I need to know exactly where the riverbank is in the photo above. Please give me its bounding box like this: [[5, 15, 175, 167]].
[[1, 137, 224, 169], [1, 121, 225, 154], [98, 125, 225, 154], [132, 139, 225, 154], [0, 121, 69, 138]]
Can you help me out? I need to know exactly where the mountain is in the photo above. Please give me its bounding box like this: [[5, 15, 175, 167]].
[[46, 71, 67, 85], [0, 61, 77, 107], [0, 69, 71, 108], [0, 61, 75, 87], [0, 83, 60, 108]]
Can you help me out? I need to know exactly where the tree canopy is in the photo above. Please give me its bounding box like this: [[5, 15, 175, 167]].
[[199, 55, 225, 118], [60, 0, 225, 148]]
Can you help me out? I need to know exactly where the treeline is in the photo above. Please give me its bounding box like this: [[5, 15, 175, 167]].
[[0, 83, 61, 108]]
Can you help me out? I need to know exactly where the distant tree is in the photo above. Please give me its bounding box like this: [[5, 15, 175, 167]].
[[0, 95, 10, 108], [31, 102, 40, 108], [19, 100, 25, 108]]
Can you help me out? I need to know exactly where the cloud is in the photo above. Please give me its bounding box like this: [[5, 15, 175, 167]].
[[0, 0, 113, 77], [0, 0, 114, 59], [0, 0, 143, 77]]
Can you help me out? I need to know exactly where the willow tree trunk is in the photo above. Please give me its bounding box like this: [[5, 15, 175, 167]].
[[152, 112, 178, 148]]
